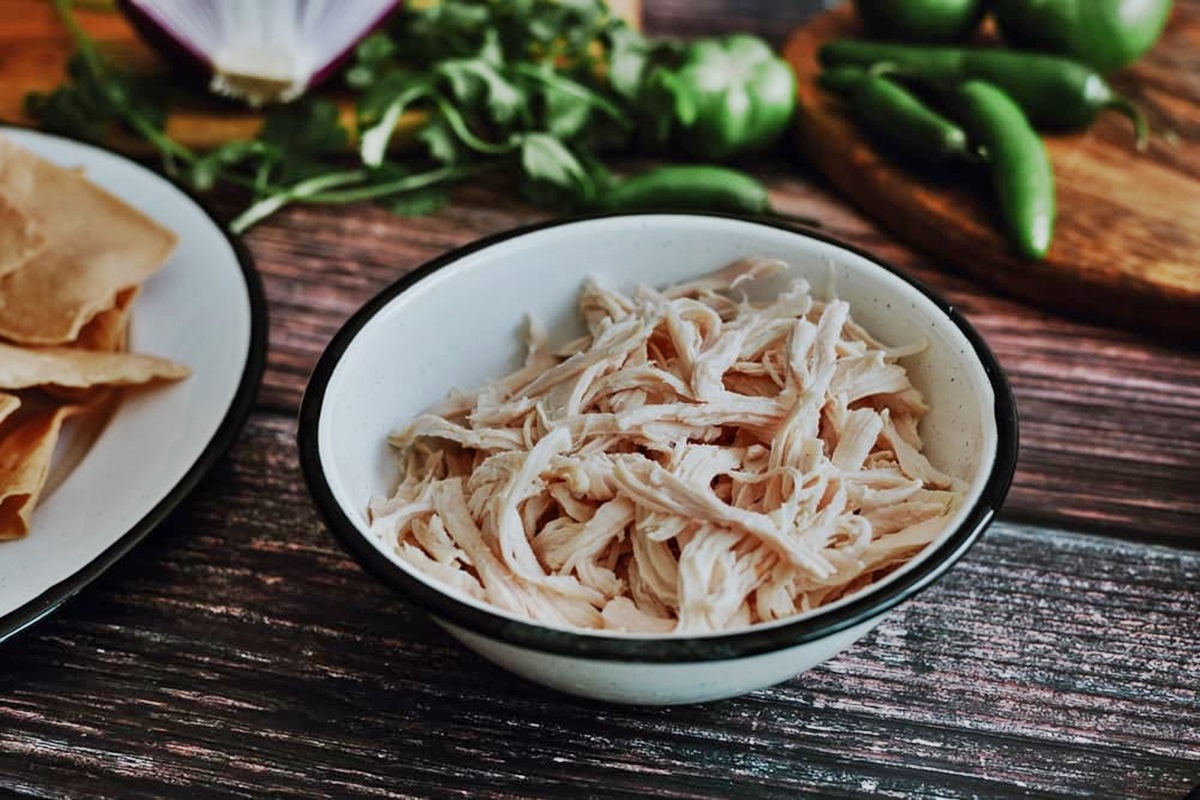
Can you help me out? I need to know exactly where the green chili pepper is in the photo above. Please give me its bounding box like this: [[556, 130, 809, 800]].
[[994, 0, 1174, 73], [658, 34, 797, 160], [952, 80, 1056, 260], [819, 40, 1149, 147], [852, 0, 988, 43], [819, 66, 973, 165], [592, 165, 770, 214]]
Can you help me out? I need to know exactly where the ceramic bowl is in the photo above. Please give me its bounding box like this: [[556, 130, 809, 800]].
[[298, 213, 1018, 705]]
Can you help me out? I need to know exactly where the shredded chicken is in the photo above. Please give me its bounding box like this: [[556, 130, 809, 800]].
[[369, 259, 965, 634]]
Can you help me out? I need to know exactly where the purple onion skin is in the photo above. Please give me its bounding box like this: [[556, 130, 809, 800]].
[[310, 1, 401, 89], [116, 0, 215, 96], [116, 0, 402, 105]]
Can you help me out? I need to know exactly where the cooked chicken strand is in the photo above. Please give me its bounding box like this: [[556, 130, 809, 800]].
[[370, 261, 964, 633]]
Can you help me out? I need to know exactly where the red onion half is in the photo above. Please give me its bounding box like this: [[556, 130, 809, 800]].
[[118, 0, 399, 106]]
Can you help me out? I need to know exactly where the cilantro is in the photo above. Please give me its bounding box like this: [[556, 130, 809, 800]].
[[188, 140, 270, 192], [438, 57, 525, 126], [417, 118, 466, 165], [260, 99, 348, 159], [543, 79, 594, 140], [24, 0, 708, 231], [520, 133, 594, 205], [606, 25, 648, 101], [346, 32, 398, 88], [358, 73, 432, 167], [386, 187, 451, 217]]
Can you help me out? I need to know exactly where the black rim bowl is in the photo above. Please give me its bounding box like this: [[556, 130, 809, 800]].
[[297, 212, 1019, 663]]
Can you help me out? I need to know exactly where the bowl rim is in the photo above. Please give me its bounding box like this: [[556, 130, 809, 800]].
[[297, 212, 1019, 663]]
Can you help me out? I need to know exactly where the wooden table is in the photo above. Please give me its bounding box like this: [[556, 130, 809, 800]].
[[2, 3, 1199, 797]]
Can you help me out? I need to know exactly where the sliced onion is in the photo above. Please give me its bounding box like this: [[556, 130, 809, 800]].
[[118, 0, 399, 106]]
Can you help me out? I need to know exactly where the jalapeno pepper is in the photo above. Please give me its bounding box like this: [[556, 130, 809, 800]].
[[994, 0, 1174, 73], [592, 165, 770, 214], [819, 40, 1149, 147], [655, 34, 797, 161], [853, 0, 987, 43], [819, 66, 973, 165], [952, 79, 1056, 259]]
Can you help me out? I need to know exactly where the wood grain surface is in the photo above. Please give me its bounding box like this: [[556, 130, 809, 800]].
[[2, 1, 1200, 798], [783, 2, 1200, 339], [0, 415, 1197, 799]]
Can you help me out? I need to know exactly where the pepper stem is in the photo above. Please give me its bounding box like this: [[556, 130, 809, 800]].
[[1109, 97, 1150, 152]]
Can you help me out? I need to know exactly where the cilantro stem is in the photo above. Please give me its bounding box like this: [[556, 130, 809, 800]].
[[302, 163, 492, 204], [433, 95, 520, 155], [511, 63, 630, 125], [51, 0, 104, 82], [360, 84, 431, 167], [230, 162, 496, 233], [124, 108, 196, 173], [51, 0, 194, 169], [230, 170, 367, 233]]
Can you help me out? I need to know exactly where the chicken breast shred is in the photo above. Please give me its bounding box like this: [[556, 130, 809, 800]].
[[369, 260, 964, 634]]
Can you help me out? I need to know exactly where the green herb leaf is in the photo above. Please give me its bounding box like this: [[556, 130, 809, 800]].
[[24, 85, 109, 143], [385, 187, 451, 217], [350, 31, 398, 87], [359, 79, 432, 168], [356, 68, 424, 125], [543, 80, 593, 139], [638, 66, 695, 145], [261, 99, 348, 158], [520, 133, 591, 195], [437, 58, 524, 126], [120, 74, 171, 132], [190, 140, 275, 191], [418, 116, 467, 164], [606, 25, 647, 101]]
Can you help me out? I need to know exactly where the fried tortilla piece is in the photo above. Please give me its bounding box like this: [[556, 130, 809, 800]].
[[0, 189, 43, 280], [43, 288, 143, 403], [0, 341, 190, 391], [0, 136, 177, 344], [72, 286, 139, 353], [0, 393, 19, 427], [0, 402, 78, 540]]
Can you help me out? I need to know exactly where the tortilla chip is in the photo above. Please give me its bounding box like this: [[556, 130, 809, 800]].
[[0, 402, 78, 540], [0, 135, 178, 344], [42, 288, 143, 403], [0, 188, 43, 280], [72, 286, 139, 353], [0, 393, 19, 427], [0, 341, 190, 390]]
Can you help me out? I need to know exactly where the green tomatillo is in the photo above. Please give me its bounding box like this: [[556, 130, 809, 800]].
[[653, 34, 797, 160], [994, 0, 1174, 73]]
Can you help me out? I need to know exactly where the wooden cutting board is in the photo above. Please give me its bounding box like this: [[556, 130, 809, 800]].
[[783, 2, 1200, 341]]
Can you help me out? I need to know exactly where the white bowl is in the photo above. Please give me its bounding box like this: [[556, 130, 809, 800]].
[[298, 213, 1018, 705]]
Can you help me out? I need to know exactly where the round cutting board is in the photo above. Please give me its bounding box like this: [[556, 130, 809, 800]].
[[783, 2, 1200, 340]]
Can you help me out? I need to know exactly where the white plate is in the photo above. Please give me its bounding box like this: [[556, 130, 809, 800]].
[[0, 128, 266, 641]]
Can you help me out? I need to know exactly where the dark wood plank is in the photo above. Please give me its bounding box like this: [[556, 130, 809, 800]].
[[0, 414, 1196, 799]]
